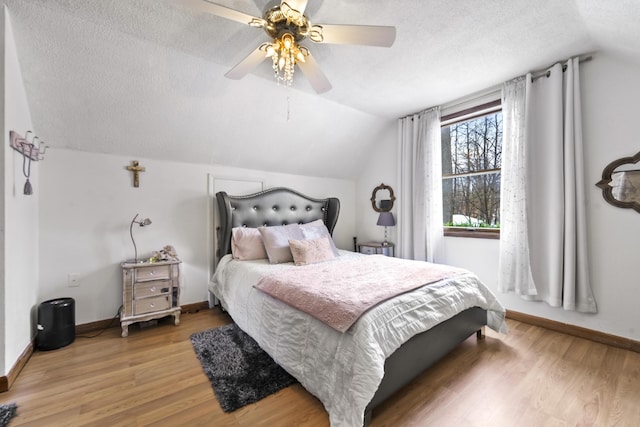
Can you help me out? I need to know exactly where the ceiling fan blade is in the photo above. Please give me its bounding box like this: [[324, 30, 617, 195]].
[[282, 0, 308, 15], [225, 45, 269, 80], [184, 0, 266, 28], [310, 24, 396, 47], [297, 51, 332, 94]]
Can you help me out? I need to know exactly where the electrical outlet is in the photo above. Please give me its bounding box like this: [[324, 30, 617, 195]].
[[68, 273, 80, 287]]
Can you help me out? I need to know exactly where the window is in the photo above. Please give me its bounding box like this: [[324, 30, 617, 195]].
[[441, 101, 502, 238]]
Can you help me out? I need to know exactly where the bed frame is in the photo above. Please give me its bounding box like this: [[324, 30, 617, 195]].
[[214, 187, 486, 425]]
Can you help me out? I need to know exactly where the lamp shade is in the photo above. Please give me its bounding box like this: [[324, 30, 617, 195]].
[[376, 211, 395, 227]]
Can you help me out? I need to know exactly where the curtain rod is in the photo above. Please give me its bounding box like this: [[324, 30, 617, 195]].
[[531, 54, 593, 82], [399, 54, 594, 120], [400, 86, 500, 121]]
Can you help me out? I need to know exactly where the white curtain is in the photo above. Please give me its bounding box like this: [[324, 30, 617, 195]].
[[498, 58, 597, 312], [498, 75, 538, 296], [397, 107, 444, 262]]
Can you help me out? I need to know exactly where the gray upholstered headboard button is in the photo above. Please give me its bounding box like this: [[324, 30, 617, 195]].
[[215, 187, 340, 259]]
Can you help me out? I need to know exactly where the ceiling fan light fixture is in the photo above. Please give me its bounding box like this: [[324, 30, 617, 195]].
[[265, 45, 276, 57], [285, 36, 294, 49], [267, 32, 305, 87]]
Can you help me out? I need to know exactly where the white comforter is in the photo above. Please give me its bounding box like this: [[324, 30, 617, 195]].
[[210, 251, 507, 427]]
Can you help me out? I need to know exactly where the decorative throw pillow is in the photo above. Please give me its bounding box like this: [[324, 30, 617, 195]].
[[299, 219, 340, 256], [258, 224, 305, 263], [231, 227, 268, 260], [289, 237, 336, 266]]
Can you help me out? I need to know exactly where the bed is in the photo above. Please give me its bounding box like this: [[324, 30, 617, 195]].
[[210, 187, 507, 426]]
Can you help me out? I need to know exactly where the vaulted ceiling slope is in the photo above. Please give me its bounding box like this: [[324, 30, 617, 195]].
[[4, 0, 640, 179]]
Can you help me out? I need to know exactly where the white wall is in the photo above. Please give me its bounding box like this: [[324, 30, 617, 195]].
[[38, 149, 356, 325], [356, 123, 398, 246], [2, 7, 38, 376], [356, 52, 640, 341]]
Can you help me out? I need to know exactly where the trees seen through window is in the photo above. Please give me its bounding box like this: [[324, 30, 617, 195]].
[[441, 110, 502, 230]]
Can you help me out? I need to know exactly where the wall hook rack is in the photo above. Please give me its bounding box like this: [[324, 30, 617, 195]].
[[9, 130, 48, 195], [9, 130, 47, 161]]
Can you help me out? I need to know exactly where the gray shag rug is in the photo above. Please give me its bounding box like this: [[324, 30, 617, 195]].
[[0, 403, 17, 427], [190, 323, 298, 412]]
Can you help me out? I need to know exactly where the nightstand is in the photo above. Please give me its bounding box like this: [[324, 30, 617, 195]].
[[120, 259, 181, 337], [358, 242, 395, 257]]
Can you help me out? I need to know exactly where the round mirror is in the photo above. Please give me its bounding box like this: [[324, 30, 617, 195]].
[[595, 151, 640, 213], [370, 183, 396, 212]]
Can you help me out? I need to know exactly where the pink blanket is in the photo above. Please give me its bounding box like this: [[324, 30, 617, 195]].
[[255, 255, 467, 332]]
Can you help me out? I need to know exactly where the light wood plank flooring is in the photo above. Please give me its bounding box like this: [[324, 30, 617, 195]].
[[1, 307, 639, 426]]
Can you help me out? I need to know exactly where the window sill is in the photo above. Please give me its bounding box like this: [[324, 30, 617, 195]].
[[443, 228, 500, 239]]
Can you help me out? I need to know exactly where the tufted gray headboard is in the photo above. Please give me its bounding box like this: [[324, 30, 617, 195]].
[[215, 187, 340, 259]]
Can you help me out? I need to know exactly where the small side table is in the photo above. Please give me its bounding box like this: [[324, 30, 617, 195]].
[[357, 242, 394, 257], [120, 259, 181, 337]]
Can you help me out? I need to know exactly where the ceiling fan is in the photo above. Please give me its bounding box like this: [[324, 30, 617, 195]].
[[184, 0, 396, 93]]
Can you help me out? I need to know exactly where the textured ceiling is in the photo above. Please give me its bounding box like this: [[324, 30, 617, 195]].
[[4, 0, 640, 179]]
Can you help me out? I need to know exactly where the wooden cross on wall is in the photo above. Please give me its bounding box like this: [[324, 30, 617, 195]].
[[126, 160, 145, 188]]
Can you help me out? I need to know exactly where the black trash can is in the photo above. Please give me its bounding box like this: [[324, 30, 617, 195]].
[[37, 298, 75, 351]]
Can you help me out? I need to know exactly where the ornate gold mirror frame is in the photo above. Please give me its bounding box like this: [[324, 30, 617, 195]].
[[595, 151, 640, 213], [370, 183, 396, 212]]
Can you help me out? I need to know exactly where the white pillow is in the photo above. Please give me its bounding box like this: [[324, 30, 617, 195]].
[[299, 219, 340, 256], [231, 227, 268, 260], [258, 224, 304, 263]]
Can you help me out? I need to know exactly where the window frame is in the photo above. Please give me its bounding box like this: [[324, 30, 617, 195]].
[[441, 100, 502, 239]]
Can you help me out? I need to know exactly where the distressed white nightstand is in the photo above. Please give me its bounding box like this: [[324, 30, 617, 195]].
[[120, 259, 181, 337], [358, 242, 395, 257]]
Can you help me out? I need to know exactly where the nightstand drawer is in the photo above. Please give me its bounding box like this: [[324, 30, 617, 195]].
[[134, 280, 170, 298], [134, 295, 171, 315], [360, 246, 378, 255], [135, 265, 170, 282], [358, 242, 394, 257]]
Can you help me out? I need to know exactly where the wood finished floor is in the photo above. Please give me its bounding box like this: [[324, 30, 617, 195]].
[[2, 307, 639, 426]]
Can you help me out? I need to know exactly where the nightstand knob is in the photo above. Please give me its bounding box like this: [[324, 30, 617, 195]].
[[150, 286, 156, 292], [149, 303, 155, 308]]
